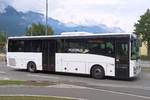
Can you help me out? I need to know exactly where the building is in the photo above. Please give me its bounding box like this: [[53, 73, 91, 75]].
[[140, 42, 148, 56]]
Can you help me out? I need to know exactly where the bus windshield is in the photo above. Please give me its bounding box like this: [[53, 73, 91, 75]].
[[131, 39, 140, 60]]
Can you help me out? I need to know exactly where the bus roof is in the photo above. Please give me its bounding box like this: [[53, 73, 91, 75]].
[[8, 32, 136, 40]]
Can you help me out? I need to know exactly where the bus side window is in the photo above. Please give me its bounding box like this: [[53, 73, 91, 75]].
[[64, 39, 86, 53], [105, 42, 114, 57], [56, 39, 63, 53], [19, 41, 24, 52]]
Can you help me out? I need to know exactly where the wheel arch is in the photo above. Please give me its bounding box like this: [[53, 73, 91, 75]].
[[90, 64, 105, 76], [27, 61, 37, 72], [27, 61, 36, 68]]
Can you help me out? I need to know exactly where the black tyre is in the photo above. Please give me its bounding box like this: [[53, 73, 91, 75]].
[[91, 65, 105, 79], [27, 62, 37, 73]]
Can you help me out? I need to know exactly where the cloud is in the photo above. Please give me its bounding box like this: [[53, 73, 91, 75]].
[[48, 0, 123, 30], [12, 0, 45, 13], [0, 0, 14, 12], [1, 0, 150, 32], [49, 0, 150, 32]]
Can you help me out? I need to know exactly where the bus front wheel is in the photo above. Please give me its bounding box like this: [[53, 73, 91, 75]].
[[91, 65, 105, 79], [27, 62, 37, 73]]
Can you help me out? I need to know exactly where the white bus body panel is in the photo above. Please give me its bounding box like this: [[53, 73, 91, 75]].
[[7, 52, 42, 70], [56, 53, 115, 76], [130, 60, 141, 77]]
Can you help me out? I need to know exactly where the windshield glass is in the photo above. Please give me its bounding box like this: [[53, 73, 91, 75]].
[[131, 39, 140, 60]]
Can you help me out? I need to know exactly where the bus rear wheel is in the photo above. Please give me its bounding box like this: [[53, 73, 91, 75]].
[[91, 65, 105, 79], [27, 62, 37, 73]]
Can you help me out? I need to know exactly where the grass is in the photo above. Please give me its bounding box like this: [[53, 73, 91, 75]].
[[0, 96, 75, 100], [0, 80, 25, 85], [0, 80, 57, 86], [24, 80, 57, 86]]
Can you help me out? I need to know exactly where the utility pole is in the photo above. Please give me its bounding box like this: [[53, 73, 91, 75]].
[[45, 0, 48, 35]]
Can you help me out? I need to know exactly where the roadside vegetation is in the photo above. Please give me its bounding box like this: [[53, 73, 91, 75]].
[[140, 55, 150, 61], [0, 96, 75, 100], [25, 23, 54, 36], [134, 9, 150, 56], [0, 31, 6, 53], [0, 80, 57, 86], [0, 80, 25, 85]]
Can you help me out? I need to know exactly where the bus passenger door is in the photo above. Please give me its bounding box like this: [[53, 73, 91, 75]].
[[115, 39, 129, 79], [42, 40, 56, 72]]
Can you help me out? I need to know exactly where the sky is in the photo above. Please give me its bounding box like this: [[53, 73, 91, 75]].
[[0, 0, 150, 32]]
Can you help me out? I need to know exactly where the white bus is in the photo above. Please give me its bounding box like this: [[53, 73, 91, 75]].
[[7, 32, 141, 79]]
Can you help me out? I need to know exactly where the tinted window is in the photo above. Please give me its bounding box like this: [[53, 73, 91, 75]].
[[8, 39, 42, 52], [131, 39, 140, 60], [8, 40, 25, 52], [31, 40, 42, 52], [56, 39, 63, 53], [87, 38, 114, 57], [61, 38, 114, 57], [116, 41, 129, 60], [64, 39, 87, 53]]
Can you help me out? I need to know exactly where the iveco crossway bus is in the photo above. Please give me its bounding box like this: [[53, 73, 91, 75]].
[[7, 32, 141, 79]]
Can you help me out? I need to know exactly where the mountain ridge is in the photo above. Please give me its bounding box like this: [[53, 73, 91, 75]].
[[0, 6, 123, 36]]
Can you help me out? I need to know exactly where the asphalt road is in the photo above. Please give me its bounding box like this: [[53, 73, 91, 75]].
[[0, 61, 150, 100]]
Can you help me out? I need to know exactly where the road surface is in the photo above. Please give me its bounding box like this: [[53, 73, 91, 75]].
[[0, 61, 150, 100]]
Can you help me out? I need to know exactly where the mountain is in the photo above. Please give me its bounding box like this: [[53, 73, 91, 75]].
[[0, 6, 123, 36], [0, 6, 44, 36]]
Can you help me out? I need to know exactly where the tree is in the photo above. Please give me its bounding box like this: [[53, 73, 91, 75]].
[[25, 23, 54, 36], [0, 32, 6, 46], [0, 32, 6, 53], [134, 9, 150, 55]]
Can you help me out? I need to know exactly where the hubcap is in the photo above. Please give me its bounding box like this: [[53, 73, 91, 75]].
[[95, 68, 102, 76]]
